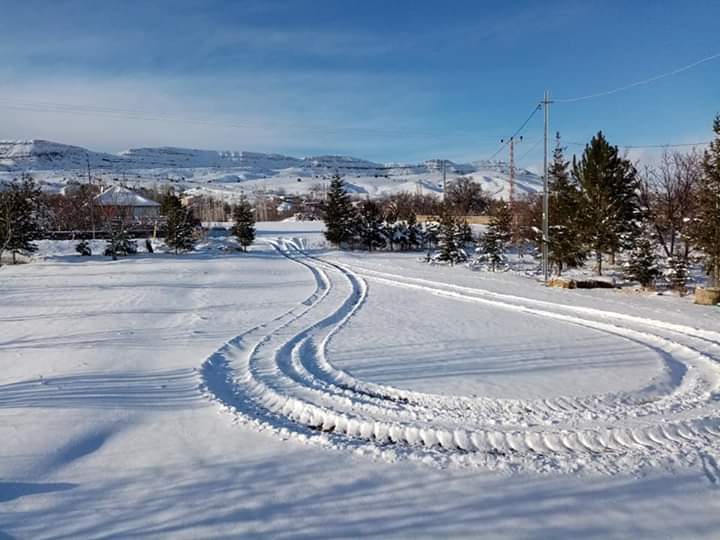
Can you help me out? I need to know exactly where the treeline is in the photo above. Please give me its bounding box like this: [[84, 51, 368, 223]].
[[321, 173, 502, 265], [534, 121, 720, 290], [0, 180, 257, 263], [322, 114, 720, 290]]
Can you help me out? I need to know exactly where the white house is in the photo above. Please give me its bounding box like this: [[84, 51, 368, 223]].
[[95, 186, 161, 221]]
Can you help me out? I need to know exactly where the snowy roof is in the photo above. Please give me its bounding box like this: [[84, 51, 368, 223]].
[[95, 185, 160, 207]]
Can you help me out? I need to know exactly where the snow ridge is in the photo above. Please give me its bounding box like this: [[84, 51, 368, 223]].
[[0, 139, 542, 199]]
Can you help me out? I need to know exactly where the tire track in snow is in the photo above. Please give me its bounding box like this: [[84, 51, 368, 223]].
[[200, 241, 720, 474]]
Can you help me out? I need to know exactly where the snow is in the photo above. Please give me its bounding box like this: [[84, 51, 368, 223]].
[[0, 139, 541, 201], [328, 280, 665, 399], [95, 185, 160, 207], [2, 223, 720, 538]]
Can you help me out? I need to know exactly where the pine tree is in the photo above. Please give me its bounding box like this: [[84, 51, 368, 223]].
[[457, 220, 474, 246], [0, 188, 11, 265], [547, 134, 587, 274], [355, 200, 386, 251], [406, 213, 421, 250], [693, 115, 720, 287], [382, 219, 399, 251], [2, 175, 42, 264], [423, 220, 440, 253], [76, 239, 92, 256], [624, 221, 659, 287], [479, 204, 512, 271], [164, 194, 197, 253], [104, 221, 137, 259], [387, 220, 407, 251], [665, 254, 690, 294], [435, 209, 466, 264], [480, 228, 503, 271], [231, 195, 256, 252], [491, 202, 513, 245], [573, 131, 639, 275], [321, 175, 356, 247]]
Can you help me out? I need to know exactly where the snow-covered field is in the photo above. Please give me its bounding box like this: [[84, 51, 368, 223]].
[[2, 222, 720, 539]]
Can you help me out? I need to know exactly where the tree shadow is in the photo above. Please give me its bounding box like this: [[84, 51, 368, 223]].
[[1, 452, 716, 539], [330, 335, 660, 388], [0, 369, 204, 410], [41, 249, 285, 265]]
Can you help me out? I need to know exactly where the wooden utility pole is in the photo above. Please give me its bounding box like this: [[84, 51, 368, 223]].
[[86, 153, 96, 240], [502, 135, 522, 242], [542, 90, 552, 283], [442, 159, 447, 201]]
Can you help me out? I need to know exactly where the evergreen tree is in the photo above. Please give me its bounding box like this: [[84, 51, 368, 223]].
[[693, 115, 720, 287], [159, 188, 181, 216], [104, 221, 137, 259], [231, 195, 256, 252], [665, 254, 690, 294], [2, 175, 42, 264], [406, 213, 421, 250], [0, 188, 11, 265], [322, 175, 356, 247], [624, 221, 659, 287], [435, 209, 466, 264], [382, 219, 400, 251], [75, 239, 92, 256], [547, 134, 587, 274], [354, 200, 386, 251], [164, 194, 197, 253], [387, 220, 407, 251], [573, 131, 639, 275], [457, 220, 474, 246], [479, 204, 512, 271], [480, 227, 505, 271], [491, 201, 513, 245]]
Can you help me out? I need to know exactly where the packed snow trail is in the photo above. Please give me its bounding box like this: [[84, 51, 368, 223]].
[[200, 241, 720, 474]]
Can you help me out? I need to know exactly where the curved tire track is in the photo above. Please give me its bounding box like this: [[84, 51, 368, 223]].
[[200, 241, 720, 473]]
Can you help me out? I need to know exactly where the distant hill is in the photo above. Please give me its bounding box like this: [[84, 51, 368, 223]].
[[0, 139, 543, 200]]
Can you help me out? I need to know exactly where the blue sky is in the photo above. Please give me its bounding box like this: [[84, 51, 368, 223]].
[[0, 0, 718, 166]]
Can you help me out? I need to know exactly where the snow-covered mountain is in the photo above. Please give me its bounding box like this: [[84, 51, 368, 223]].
[[0, 139, 542, 200], [0, 140, 123, 170]]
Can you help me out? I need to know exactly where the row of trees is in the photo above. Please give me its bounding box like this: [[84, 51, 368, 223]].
[[98, 192, 256, 258], [0, 178, 258, 263], [323, 176, 516, 271], [322, 114, 720, 289], [543, 116, 720, 288], [323, 176, 464, 253]]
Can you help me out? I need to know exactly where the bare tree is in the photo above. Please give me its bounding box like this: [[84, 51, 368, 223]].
[[445, 177, 491, 216], [43, 184, 102, 235], [378, 191, 441, 221], [640, 150, 702, 262]]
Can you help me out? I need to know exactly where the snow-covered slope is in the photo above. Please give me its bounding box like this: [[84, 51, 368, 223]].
[[0, 140, 123, 170], [2, 232, 720, 539], [0, 139, 542, 200]]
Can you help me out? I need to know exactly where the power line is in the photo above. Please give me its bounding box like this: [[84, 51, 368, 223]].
[[517, 137, 543, 163], [555, 52, 720, 103], [566, 140, 711, 149], [0, 97, 502, 141], [485, 104, 542, 161]]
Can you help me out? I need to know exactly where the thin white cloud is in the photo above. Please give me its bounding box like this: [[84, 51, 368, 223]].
[[0, 73, 473, 160]]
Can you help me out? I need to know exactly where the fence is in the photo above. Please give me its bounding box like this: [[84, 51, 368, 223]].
[[415, 215, 492, 225]]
